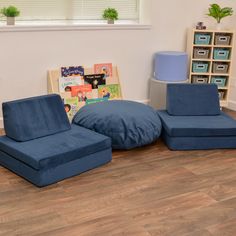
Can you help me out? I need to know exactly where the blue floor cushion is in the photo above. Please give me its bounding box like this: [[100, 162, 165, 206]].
[[73, 100, 162, 150], [158, 110, 236, 137], [0, 125, 112, 186]]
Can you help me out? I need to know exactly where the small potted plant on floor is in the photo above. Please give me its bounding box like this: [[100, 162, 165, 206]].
[[0, 6, 20, 25], [207, 4, 233, 30], [102, 8, 118, 24]]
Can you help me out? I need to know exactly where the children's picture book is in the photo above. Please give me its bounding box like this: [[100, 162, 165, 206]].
[[59, 76, 84, 93], [94, 63, 112, 78], [61, 66, 84, 77], [84, 74, 106, 89], [98, 84, 121, 100], [63, 97, 79, 120], [86, 98, 109, 105], [71, 84, 93, 102]]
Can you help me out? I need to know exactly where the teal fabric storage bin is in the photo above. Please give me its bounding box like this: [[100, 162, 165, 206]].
[[214, 49, 230, 60], [192, 62, 209, 73], [194, 34, 211, 45], [211, 77, 227, 87]]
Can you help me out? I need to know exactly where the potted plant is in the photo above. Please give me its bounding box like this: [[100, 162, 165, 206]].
[[102, 8, 118, 24], [0, 6, 20, 25], [207, 4, 233, 30]]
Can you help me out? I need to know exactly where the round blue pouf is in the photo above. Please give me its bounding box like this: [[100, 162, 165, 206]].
[[73, 100, 162, 150], [154, 51, 188, 82]]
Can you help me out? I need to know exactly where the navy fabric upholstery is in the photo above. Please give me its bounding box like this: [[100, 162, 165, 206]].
[[162, 133, 236, 150], [0, 148, 111, 187], [158, 110, 236, 137], [3, 94, 71, 142], [73, 100, 162, 150], [0, 125, 111, 170], [166, 84, 221, 116]]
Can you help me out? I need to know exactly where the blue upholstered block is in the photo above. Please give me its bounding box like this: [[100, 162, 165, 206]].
[[166, 84, 221, 116], [158, 110, 236, 137], [3, 94, 71, 142], [0, 148, 112, 187], [162, 133, 236, 150], [0, 125, 111, 170], [73, 100, 162, 150]]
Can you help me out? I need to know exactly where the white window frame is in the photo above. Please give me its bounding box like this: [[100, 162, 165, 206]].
[[0, 0, 151, 32]]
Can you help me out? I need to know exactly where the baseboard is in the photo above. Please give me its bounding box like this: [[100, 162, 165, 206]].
[[0, 117, 3, 129], [228, 100, 236, 111], [134, 99, 150, 105]]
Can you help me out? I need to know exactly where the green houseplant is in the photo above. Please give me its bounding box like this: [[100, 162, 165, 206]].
[[0, 6, 20, 25], [102, 8, 118, 24], [207, 4, 233, 29]]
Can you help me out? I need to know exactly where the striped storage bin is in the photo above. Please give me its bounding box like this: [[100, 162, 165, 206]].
[[193, 48, 210, 59], [192, 76, 208, 84], [212, 63, 229, 74], [192, 62, 209, 73], [211, 77, 227, 87], [213, 49, 230, 60], [194, 34, 211, 45], [215, 35, 231, 45]]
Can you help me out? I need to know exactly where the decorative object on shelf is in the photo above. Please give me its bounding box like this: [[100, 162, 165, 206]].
[[0, 5, 20, 25], [207, 4, 233, 30], [187, 28, 234, 107], [196, 22, 206, 30], [102, 8, 118, 24]]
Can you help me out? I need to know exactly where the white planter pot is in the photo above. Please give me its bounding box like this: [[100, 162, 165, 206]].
[[216, 23, 223, 30], [7, 17, 15, 26], [107, 19, 114, 24]]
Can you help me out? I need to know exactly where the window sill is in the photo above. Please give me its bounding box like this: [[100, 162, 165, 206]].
[[0, 20, 151, 32]]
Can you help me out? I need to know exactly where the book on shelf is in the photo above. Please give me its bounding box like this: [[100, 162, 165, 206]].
[[71, 84, 93, 102], [61, 66, 84, 77], [59, 76, 84, 93], [86, 98, 109, 105], [94, 63, 112, 78], [59, 66, 85, 93], [84, 74, 106, 89], [98, 84, 121, 99], [63, 97, 80, 120]]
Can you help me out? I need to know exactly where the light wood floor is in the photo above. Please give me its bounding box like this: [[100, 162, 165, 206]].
[[0, 110, 236, 236]]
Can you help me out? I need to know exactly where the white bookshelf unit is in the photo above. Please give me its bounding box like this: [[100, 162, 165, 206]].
[[187, 28, 234, 107]]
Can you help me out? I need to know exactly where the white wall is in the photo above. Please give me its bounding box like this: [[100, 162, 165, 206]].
[[0, 0, 236, 127]]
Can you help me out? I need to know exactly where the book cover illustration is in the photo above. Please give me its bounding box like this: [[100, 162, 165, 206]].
[[61, 66, 84, 77], [59, 76, 84, 93], [84, 74, 106, 89], [94, 63, 112, 78], [86, 98, 109, 105], [98, 84, 121, 100], [71, 84, 93, 102], [63, 97, 79, 120]]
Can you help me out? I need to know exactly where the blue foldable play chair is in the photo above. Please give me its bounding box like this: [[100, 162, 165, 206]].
[[0, 94, 112, 187], [158, 83, 236, 150]]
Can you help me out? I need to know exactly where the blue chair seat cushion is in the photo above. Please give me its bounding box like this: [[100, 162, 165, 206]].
[[73, 100, 162, 150], [158, 110, 236, 137], [0, 125, 111, 170]]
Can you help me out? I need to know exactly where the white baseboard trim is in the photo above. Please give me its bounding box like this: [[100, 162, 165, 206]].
[[0, 117, 3, 129], [133, 99, 150, 105], [228, 100, 236, 111]]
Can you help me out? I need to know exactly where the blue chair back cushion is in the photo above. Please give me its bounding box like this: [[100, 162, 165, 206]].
[[166, 84, 221, 116], [3, 94, 71, 142]]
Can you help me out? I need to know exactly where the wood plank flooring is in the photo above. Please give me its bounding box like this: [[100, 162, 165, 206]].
[[0, 109, 236, 236]]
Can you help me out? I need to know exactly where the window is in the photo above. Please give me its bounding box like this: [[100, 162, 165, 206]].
[[0, 0, 139, 21]]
